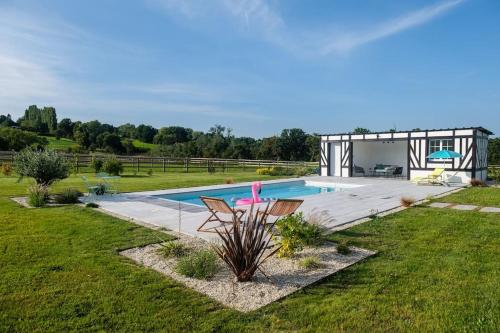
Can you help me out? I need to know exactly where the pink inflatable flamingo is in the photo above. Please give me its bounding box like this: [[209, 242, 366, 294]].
[[236, 182, 263, 205]]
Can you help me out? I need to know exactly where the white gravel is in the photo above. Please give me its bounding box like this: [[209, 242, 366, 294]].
[[120, 236, 374, 312]]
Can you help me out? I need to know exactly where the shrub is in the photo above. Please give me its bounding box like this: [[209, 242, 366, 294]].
[[274, 212, 328, 258], [274, 213, 307, 258], [490, 168, 500, 183], [90, 156, 104, 173], [54, 188, 82, 204], [299, 256, 324, 270], [1, 163, 13, 176], [27, 184, 49, 207], [158, 242, 190, 258], [103, 157, 123, 176], [213, 204, 279, 282], [256, 167, 271, 175], [86, 202, 99, 208], [470, 178, 486, 187], [400, 196, 416, 207], [147, 169, 153, 176], [175, 250, 218, 280], [224, 177, 235, 184], [14, 149, 69, 186], [336, 240, 351, 255]]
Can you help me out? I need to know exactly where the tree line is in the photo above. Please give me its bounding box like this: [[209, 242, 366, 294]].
[[0, 105, 320, 161]]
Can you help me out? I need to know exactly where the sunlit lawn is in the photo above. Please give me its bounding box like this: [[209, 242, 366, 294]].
[[0, 174, 499, 332], [438, 186, 500, 207]]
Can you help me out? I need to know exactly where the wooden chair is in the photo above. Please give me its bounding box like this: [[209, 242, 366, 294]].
[[258, 199, 304, 227], [198, 196, 246, 233]]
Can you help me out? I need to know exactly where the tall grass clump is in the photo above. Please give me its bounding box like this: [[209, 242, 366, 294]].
[[28, 184, 49, 207], [400, 196, 416, 207], [54, 188, 82, 204], [470, 178, 487, 187], [175, 250, 218, 280]]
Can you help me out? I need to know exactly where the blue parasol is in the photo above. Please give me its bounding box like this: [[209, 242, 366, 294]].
[[427, 150, 463, 159]]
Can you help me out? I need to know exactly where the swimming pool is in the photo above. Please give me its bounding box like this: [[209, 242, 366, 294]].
[[153, 180, 361, 206]]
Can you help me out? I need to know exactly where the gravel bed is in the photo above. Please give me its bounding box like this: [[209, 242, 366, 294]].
[[120, 237, 374, 312]]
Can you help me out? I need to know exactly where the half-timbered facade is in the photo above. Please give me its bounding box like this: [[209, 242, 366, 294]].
[[319, 127, 492, 182]]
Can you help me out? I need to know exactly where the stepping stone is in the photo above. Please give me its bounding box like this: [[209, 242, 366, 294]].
[[429, 202, 451, 208], [450, 204, 478, 211], [479, 207, 500, 213]]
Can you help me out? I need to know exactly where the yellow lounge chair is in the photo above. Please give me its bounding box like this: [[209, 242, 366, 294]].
[[411, 168, 445, 185]]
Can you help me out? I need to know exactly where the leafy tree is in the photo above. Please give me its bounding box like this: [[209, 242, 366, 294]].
[[57, 118, 74, 138], [154, 126, 191, 145], [0, 127, 48, 151], [352, 127, 371, 134], [278, 128, 308, 161], [489, 138, 500, 165], [117, 123, 136, 138], [18, 105, 57, 134], [257, 137, 279, 160], [96, 133, 125, 154], [135, 124, 157, 143], [305, 135, 320, 162], [0, 114, 16, 127], [14, 149, 69, 186]]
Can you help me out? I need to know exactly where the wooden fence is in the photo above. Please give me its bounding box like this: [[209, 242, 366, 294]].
[[0, 151, 317, 174]]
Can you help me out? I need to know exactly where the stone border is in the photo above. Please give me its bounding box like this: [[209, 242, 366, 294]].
[[120, 238, 375, 312]]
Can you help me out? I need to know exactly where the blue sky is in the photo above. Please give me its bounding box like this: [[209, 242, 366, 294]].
[[0, 0, 499, 137]]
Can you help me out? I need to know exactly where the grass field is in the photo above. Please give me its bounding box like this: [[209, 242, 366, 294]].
[[437, 186, 500, 207], [0, 173, 499, 332], [132, 139, 157, 151], [43, 136, 79, 150]]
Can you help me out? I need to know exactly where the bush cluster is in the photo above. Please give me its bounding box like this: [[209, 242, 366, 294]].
[[175, 250, 218, 280], [158, 242, 191, 258], [1, 163, 13, 176], [274, 212, 328, 258], [298, 256, 324, 270], [14, 149, 69, 186], [102, 157, 123, 176], [256, 166, 317, 177], [54, 188, 82, 204], [336, 240, 351, 255]]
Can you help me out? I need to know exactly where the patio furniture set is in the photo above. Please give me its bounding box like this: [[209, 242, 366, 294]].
[[81, 173, 121, 201], [197, 196, 303, 234], [353, 164, 404, 178]]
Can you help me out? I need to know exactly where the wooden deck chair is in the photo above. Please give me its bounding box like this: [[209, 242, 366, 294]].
[[198, 196, 246, 233], [258, 199, 304, 227], [411, 168, 445, 185]]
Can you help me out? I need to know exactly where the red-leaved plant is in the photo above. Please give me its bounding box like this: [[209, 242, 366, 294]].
[[213, 203, 280, 282]]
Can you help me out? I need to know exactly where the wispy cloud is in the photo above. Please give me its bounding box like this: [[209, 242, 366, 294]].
[[322, 0, 464, 54], [152, 0, 464, 55]]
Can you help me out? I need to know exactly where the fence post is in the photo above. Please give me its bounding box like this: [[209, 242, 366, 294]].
[[162, 158, 166, 173], [76, 156, 79, 173], [136, 158, 140, 173], [185, 158, 189, 173]]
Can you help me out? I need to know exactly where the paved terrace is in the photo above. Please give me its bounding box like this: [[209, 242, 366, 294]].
[[94, 176, 465, 242]]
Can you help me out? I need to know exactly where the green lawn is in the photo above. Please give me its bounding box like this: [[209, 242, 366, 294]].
[[0, 174, 499, 332], [0, 171, 280, 197], [132, 139, 157, 151], [43, 136, 79, 151], [438, 187, 500, 207]]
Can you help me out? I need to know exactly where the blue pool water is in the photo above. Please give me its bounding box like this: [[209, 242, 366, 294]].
[[154, 181, 336, 206]]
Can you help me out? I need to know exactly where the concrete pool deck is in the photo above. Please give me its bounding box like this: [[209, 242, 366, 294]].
[[93, 176, 465, 242]]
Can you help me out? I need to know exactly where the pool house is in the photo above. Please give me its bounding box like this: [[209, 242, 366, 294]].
[[319, 127, 492, 183]]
